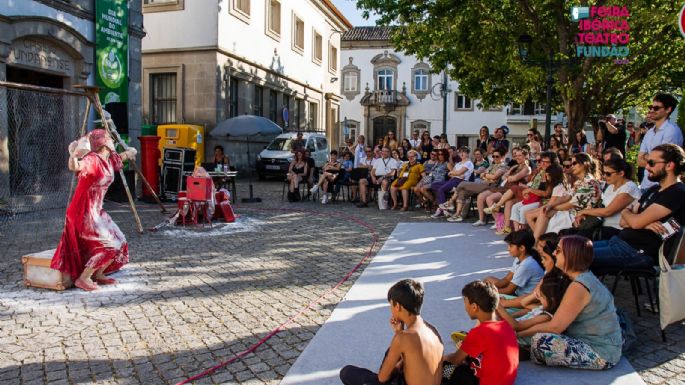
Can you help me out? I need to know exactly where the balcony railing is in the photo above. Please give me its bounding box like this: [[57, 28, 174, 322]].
[[371, 90, 399, 105]]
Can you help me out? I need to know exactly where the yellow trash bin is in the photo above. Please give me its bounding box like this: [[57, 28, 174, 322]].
[[157, 124, 205, 167]]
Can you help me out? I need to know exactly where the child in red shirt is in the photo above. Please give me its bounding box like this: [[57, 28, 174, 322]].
[[443, 280, 519, 385]]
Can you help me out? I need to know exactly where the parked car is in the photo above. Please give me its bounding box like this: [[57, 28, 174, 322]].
[[256, 132, 329, 179]]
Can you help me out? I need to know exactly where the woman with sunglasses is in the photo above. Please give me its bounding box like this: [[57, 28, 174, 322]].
[[573, 158, 641, 240], [535, 153, 602, 236]]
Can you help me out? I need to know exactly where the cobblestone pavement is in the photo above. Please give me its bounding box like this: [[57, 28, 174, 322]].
[[1, 180, 684, 385]]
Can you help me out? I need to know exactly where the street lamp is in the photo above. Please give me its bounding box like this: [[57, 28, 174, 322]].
[[517, 34, 555, 149]]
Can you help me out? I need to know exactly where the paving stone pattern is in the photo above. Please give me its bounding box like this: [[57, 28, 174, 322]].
[[0, 180, 684, 384]]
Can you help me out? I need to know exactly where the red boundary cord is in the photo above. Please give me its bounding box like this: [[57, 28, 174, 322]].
[[172, 207, 380, 384]]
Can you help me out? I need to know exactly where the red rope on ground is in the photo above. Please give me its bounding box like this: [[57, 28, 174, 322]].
[[172, 207, 380, 385]]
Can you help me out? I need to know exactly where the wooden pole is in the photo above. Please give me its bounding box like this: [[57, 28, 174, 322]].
[[76, 86, 144, 233]]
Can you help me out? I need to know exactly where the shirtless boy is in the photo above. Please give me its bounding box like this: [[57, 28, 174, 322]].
[[339, 279, 444, 385]]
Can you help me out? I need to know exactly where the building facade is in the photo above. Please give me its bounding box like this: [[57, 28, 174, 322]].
[[0, 0, 144, 200], [340, 27, 550, 149], [142, 0, 351, 169]]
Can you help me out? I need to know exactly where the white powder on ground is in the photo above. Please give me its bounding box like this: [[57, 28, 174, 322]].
[[159, 216, 264, 238]]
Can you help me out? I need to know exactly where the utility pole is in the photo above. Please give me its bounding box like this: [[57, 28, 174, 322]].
[[441, 71, 448, 135]]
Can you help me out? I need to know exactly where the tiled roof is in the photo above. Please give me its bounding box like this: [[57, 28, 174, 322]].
[[341, 26, 395, 41]]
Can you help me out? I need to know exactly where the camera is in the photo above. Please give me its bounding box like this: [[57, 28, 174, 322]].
[[598, 120, 608, 130]]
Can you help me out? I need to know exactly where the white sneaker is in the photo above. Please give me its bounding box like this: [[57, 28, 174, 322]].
[[472, 220, 486, 226], [439, 202, 454, 210], [321, 194, 328, 204], [310, 185, 319, 194], [447, 215, 463, 222], [430, 208, 444, 218], [489, 224, 498, 230]]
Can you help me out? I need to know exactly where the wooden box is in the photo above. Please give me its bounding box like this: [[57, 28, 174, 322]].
[[22, 249, 73, 291]]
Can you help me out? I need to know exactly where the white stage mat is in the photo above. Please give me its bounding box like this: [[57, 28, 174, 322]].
[[281, 223, 645, 385]]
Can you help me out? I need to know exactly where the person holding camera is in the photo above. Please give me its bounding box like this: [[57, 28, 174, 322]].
[[599, 114, 627, 156]]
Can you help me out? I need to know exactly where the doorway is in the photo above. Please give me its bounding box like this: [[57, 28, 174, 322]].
[[6, 66, 67, 195], [372, 116, 396, 147]]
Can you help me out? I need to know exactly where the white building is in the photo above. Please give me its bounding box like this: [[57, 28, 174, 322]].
[[142, 0, 351, 168], [340, 27, 550, 148]]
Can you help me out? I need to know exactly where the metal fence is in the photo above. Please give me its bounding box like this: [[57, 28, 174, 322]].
[[0, 82, 89, 233]]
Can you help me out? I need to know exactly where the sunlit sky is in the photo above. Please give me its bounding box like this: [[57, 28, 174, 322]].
[[330, 0, 380, 26]]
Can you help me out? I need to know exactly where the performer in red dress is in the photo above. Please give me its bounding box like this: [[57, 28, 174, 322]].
[[51, 129, 137, 291]]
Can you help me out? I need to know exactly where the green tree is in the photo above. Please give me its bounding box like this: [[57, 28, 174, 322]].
[[355, 0, 685, 134]]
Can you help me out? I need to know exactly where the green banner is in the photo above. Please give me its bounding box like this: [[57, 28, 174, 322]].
[[95, 0, 128, 103]]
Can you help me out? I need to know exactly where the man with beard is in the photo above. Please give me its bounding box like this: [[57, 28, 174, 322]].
[[637, 93, 682, 192], [591, 144, 685, 271]]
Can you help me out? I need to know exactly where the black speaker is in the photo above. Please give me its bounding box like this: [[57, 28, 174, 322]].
[[161, 148, 196, 197], [105, 169, 136, 202], [105, 102, 128, 134]]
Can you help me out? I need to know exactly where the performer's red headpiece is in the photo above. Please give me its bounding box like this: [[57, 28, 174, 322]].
[[89, 129, 109, 150]]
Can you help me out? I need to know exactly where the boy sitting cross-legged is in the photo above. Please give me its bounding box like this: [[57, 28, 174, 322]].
[[443, 280, 519, 385], [339, 279, 444, 385]]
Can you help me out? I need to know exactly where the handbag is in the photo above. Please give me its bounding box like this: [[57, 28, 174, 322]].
[[577, 215, 604, 231], [658, 230, 685, 330]]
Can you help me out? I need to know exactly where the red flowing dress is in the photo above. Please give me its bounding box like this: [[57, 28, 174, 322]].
[[51, 151, 129, 280]]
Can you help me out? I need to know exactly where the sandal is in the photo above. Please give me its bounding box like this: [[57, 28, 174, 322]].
[[496, 226, 512, 235]]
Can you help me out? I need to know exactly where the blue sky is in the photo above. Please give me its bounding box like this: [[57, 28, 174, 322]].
[[330, 0, 380, 26]]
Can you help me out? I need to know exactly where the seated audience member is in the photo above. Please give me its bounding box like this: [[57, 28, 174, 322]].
[[521, 236, 622, 370], [485, 230, 544, 296], [537, 153, 602, 235], [557, 148, 570, 163], [412, 150, 438, 206], [390, 150, 424, 211], [497, 269, 572, 346], [286, 150, 308, 202], [490, 125, 511, 156], [310, 150, 342, 204], [357, 147, 400, 208], [351, 147, 374, 203], [592, 144, 685, 270], [471, 148, 490, 181], [339, 279, 443, 385], [473, 148, 531, 227], [339, 151, 354, 185], [431, 147, 474, 218], [443, 148, 509, 222], [392, 148, 405, 164], [415, 149, 449, 210], [574, 157, 641, 240], [500, 233, 560, 310], [509, 163, 562, 232], [304, 149, 317, 190], [443, 280, 518, 385], [484, 151, 555, 234], [602, 147, 623, 163], [569, 131, 590, 154]]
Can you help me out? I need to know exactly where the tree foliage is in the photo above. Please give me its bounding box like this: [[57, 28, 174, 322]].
[[355, 0, 685, 133]]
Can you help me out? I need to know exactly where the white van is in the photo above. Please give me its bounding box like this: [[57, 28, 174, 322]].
[[256, 132, 329, 179]]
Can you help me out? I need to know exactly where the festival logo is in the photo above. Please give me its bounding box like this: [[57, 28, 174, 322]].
[[573, 6, 630, 64]]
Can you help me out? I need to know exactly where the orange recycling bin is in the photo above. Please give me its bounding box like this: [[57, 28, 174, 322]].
[[139, 136, 161, 198]]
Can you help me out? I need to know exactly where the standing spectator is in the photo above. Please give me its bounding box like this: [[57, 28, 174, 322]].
[[552, 123, 568, 147], [549, 135, 562, 152], [490, 126, 510, 155], [527, 129, 543, 161], [626, 121, 637, 147], [436, 134, 450, 150], [477, 126, 493, 154], [353, 135, 366, 168], [419, 131, 434, 162], [290, 132, 305, 152], [409, 130, 421, 149], [401, 139, 412, 159], [600, 114, 627, 156], [638, 93, 682, 191]]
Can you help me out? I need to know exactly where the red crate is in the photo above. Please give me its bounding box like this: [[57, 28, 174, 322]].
[[186, 176, 213, 201]]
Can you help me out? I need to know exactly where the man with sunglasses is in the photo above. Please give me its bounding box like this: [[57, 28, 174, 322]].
[[638, 93, 682, 192], [591, 144, 685, 271]]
